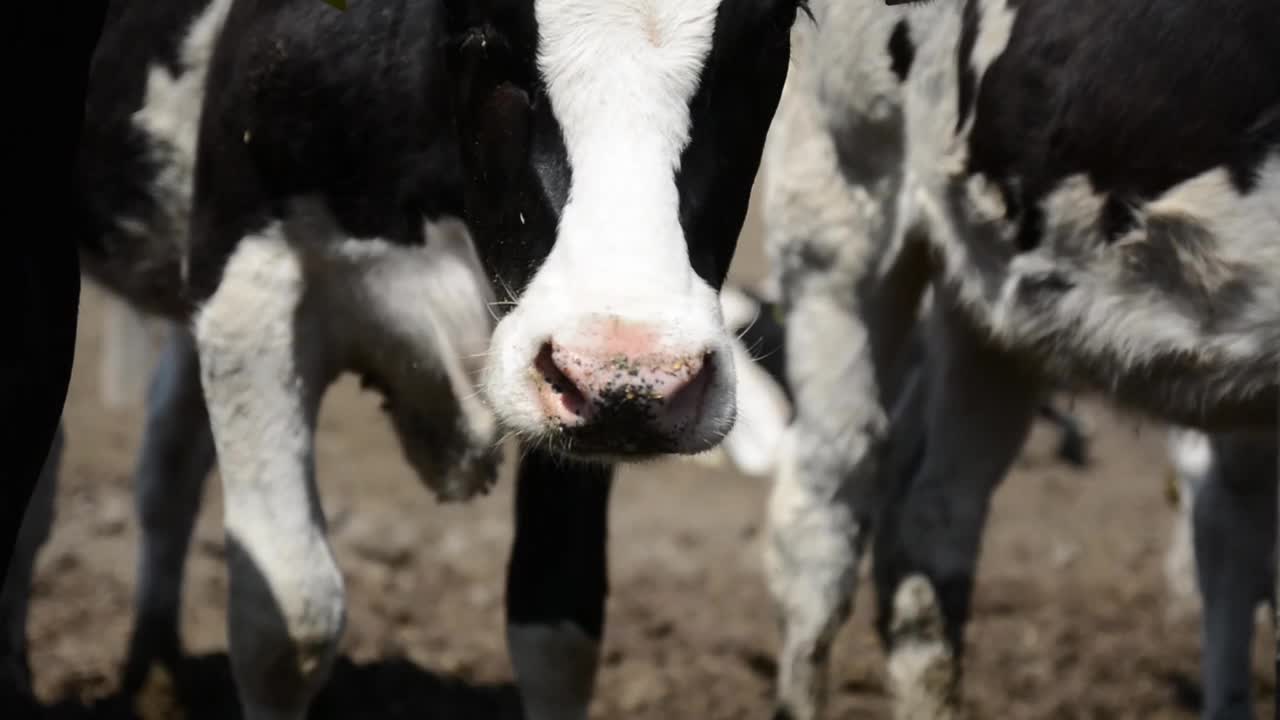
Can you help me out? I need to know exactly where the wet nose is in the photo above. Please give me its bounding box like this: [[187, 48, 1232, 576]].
[[533, 337, 716, 449]]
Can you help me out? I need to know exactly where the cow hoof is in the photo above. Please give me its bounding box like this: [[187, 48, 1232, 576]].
[[1057, 433, 1090, 467], [886, 575, 959, 720], [121, 620, 183, 697]]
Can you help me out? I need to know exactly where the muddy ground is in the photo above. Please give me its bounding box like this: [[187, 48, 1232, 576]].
[[19, 194, 1276, 719]]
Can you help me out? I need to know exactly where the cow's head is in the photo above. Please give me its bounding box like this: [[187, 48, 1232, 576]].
[[443, 0, 806, 461]]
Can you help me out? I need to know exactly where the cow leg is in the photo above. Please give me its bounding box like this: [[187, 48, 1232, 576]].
[[762, 111, 927, 720], [120, 326, 215, 694], [1165, 429, 1214, 623], [764, 230, 928, 720], [764, 297, 883, 720], [873, 297, 1039, 719], [761, 47, 929, 713], [194, 232, 343, 720], [0, 423, 63, 699], [506, 448, 611, 720], [1036, 401, 1090, 468], [1194, 433, 1276, 719], [766, 305, 928, 720]]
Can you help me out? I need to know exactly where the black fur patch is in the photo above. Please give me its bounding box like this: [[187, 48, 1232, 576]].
[[506, 449, 612, 639], [77, 0, 219, 314], [677, 0, 800, 288], [887, 19, 915, 83], [966, 0, 1280, 250]]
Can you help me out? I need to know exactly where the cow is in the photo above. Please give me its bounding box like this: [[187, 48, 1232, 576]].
[[2, 2, 106, 588], [760, 1, 1280, 718], [4, 1, 814, 718], [1, 3, 108, 710]]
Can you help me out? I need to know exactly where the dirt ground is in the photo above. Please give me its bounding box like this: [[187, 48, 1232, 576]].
[[20, 195, 1277, 719]]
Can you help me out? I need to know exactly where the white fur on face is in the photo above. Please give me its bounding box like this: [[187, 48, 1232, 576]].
[[482, 0, 738, 453]]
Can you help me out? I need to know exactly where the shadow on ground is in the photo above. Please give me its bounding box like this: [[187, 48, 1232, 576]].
[[31, 654, 521, 720]]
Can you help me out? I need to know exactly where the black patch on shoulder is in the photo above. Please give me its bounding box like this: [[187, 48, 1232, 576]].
[[887, 19, 915, 83], [966, 0, 1280, 252], [187, 0, 470, 299], [954, 0, 980, 133], [77, 0, 220, 302]]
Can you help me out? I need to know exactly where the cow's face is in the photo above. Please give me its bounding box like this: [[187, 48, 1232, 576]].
[[444, 0, 805, 461]]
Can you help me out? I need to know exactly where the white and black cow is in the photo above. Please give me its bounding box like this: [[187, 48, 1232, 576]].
[[6, 1, 813, 719], [762, 1, 1280, 718], [187, 0, 809, 715], [6, 0, 495, 708]]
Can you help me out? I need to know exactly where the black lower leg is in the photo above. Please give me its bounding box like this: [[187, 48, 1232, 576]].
[[507, 448, 613, 644]]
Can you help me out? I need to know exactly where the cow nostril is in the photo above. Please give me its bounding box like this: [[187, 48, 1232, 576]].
[[535, 342, 588, 417], [666, 351, 715, 419]]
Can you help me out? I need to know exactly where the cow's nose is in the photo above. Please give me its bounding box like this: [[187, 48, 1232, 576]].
[[532, 338, 715, 449]]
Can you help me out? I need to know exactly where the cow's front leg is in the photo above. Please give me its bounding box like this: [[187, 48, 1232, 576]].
[[506, 448, 612, 720], [121, 325, 216, 695], [760, 19, 929, 715], [765, 292, 888, 720], [194, 231, 343, 720], [764, 207, 929, 720], [873, 297, 1039, 720], [1193, 433, 1275, 720]]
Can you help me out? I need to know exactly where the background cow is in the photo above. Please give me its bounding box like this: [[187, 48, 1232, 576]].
[[764, 1, 1280, 718]]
